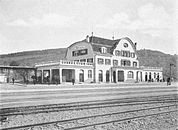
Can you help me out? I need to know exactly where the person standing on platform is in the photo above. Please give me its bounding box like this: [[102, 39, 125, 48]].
[[167, 77, 170, 86], [12, 78, 15, 84], [72, 79, 75, 85]]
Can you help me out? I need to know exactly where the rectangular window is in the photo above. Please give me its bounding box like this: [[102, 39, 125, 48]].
[[121, 60, 131, 66], [128, 52, 130, 57], [121, 50, 124, 56], [80, 59, 86, 62], [124, 51, 127, 57], [113, 60, 118, 66], [120, 50, 131, 57], [115, 50, 120, 56], [133, 53, 135, 58], [98, 58, 104, 64], [133, 62, 137, 67], [79, 49, 88, 55], [87, 58, 93, 63], [72, 51, 78, 56], [131, 53, 135, 58], [72, 49, 88, 57], [105, 59, 111, 65]]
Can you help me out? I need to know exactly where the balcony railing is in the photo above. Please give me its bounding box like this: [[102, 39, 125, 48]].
[[35, 60, 93, 67], [59, 60, 93, 66]]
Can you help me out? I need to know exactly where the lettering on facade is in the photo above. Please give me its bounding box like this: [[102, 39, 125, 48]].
[[72, 49, 88, 56]]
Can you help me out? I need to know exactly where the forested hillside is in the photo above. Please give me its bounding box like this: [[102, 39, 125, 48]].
[[137, 49, 177, 80], [0, 48, 67, 66], [0, 48, 177, 80]]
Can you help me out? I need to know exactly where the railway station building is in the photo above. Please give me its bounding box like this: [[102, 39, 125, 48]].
[[35, 36, 163, 84]]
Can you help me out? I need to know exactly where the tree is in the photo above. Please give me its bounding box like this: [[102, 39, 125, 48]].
[[9, 61, 30, 83], [9, 61, 20, 66]]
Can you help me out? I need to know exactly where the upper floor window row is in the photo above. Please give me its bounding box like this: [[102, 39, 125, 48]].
[[115, 50, 135, 58], [97, 58, 111, 65], [133, 61, 137, 67], [121, 60, 131, 66], [105, 59, 111, 65], [113, 60, 118, 66], [98, 58, 104, 64], [87, 58, 93, 63], [72, 49, 88, 57], [74, 58, 93, 63]]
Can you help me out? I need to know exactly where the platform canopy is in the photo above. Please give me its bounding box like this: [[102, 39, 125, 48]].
[[0, 65, 36, 70]]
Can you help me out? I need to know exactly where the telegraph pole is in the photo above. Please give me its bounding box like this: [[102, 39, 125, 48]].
[[170, 63, 175, 85]]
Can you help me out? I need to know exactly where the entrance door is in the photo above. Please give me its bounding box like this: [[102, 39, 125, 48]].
[[113, 71, 116, 83], [79, 70, 84, 82], [136, 71, 139, 81], [140, 72, 142, 81], [52, 69, 59, 84], [145, 72, 148, 81], [98, 70, 103, 82], [106, 70, 110, 82], [118, 71, 124, 82], [62, 69, 75, 82]]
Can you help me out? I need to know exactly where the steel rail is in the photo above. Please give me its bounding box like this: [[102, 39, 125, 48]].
[[1, 94, 177, 116], [0, 99, 177, 117], [1, 104, 177, 130], [1, 90, 177, 103], [1, 94, 176, 111], [1, 86, 177, 96], [66, 110, 178, 130]]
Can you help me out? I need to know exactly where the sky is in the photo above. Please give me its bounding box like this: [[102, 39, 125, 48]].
[[0, 0, 177, 55]]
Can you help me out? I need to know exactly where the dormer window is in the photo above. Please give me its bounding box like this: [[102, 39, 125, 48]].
[[100, 47, 107, 53]]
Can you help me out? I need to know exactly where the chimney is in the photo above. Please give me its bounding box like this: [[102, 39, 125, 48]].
[[86, 35, 89, 42], [91, 32, 94, 43], [134, 42, 137, 50]]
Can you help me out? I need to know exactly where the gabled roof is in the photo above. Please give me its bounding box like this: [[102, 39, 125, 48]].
[[88, 36, 137, 55], [89, 36, 120, 46], [70, 36, 137, 56], [88, 36, 120, 55]]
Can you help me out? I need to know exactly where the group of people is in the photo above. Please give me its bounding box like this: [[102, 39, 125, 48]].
[[166, 77, 171, 86], [10, 76, 172, 86]]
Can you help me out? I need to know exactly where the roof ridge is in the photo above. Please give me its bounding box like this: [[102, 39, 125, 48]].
[[92, 42, 113, 47]]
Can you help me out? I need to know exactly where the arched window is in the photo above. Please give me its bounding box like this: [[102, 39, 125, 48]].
[[127, 71, 134, 78], [79, 69, 84, 82], [149, 72, 151, 81], [88, 70, 92, 78], [145, 72, 148, 81], [98, 70, 103, 82]]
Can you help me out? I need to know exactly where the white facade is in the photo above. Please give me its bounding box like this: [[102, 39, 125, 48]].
[[35, 36, 163, 84]]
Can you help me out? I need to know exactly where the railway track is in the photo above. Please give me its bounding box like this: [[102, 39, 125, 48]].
[[1, 85, 177, 109], [1, 104, 177, 130], [0, 94, 177, 117], [1, 89, 176, 103]]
